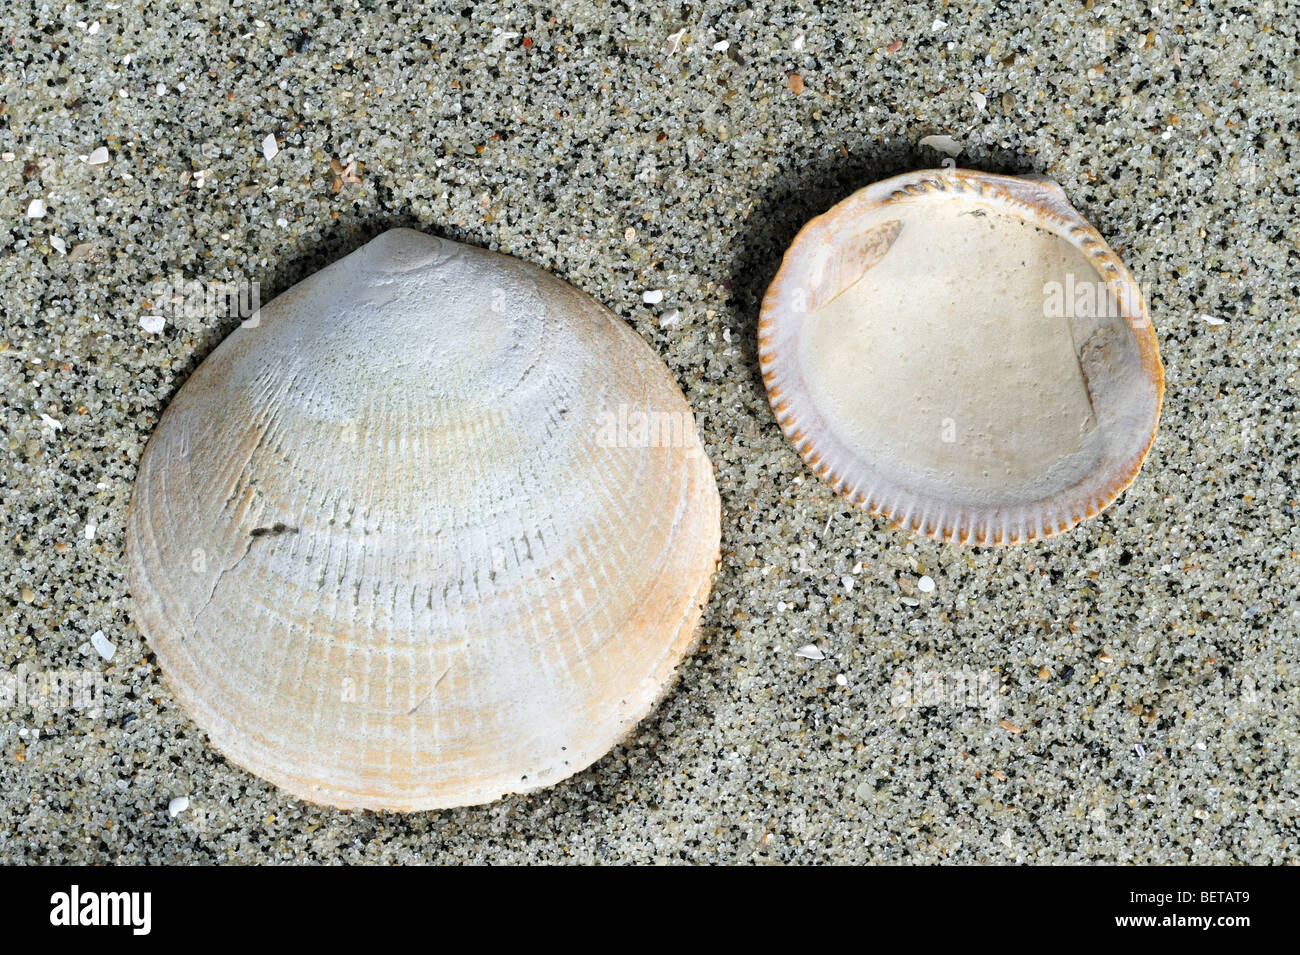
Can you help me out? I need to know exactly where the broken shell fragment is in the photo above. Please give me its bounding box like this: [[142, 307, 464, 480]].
[[759, 169, 1163, 545], [126, 229, 721, 810]]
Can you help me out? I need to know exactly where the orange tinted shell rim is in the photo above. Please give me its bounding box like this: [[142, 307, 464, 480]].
[[757, 168, 1165, 546]]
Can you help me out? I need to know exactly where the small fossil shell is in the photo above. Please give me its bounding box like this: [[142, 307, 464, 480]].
[[759, 169, 1163, 545], [126, 229, 720, 810]]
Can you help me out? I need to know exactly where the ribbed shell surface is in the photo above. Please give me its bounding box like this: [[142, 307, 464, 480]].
[[126, 229, 720, 810]]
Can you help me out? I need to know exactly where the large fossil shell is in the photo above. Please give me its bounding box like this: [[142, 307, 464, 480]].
[[126, 229, 720, 811], [759, 169, 1163, 545]]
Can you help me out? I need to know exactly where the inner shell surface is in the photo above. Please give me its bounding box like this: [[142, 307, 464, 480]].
[[801, 194, 1130, 509]]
